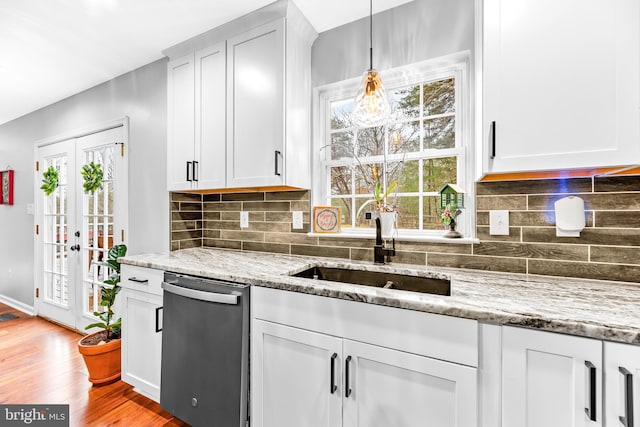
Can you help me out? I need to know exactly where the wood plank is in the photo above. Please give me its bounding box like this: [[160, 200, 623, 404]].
[[0, 303, 188, 426]]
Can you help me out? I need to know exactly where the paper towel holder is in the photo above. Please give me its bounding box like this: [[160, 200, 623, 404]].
[[554, 196, 585, 237]]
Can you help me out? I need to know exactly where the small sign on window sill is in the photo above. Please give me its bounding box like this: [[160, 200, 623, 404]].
[[312, 206, 341, 233]]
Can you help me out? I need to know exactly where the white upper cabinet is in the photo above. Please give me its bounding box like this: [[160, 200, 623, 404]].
[[165, 0, 316, 191], [480, 0, 640, 174], [226, 20, 285, 188], [167, 43, 226, 191], [167, 54, 195, 191]]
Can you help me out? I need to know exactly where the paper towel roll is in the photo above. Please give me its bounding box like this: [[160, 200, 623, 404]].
[[554, 196, 585, 237]]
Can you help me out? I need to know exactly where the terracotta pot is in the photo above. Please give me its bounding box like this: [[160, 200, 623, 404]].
[[77, 331, 121, 385]]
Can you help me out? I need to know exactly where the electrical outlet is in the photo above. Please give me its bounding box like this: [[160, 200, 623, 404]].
[[292, 211, 303, 229], [489, 210, 509, 235], [240, 211, 249, 228]]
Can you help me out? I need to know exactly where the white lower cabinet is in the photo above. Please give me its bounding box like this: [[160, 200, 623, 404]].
[[502, 326, 603, 427], [605, 341, 640, 427], [120, 265, 164, 402], [251, 287, 478, 427]]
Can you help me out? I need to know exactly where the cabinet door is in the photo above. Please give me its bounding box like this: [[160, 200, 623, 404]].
[[121, 289, 163, 402], [342, 339, 477, 427], [195, 43, 226, 189], [483, 0, 640, 173], [604, 341, 640, 427], [502, 326, 602, 427], [226, 20, 285, 188], [167, 53, 195, 191], [251, 319, 342, 427]]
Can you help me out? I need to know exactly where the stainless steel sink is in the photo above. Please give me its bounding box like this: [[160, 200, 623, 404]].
[[292, 266, 450, 296]]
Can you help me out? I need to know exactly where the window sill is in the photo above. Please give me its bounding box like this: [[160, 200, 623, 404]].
[[307, 231, 479, 244]]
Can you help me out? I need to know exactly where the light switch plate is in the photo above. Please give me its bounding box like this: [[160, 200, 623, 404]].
[[292, 211, 303, 229], [489, 210, 509, 235], [240, 211, 249, 228]]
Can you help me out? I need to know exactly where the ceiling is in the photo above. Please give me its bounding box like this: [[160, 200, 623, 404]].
[[0, 0, 413, 126]]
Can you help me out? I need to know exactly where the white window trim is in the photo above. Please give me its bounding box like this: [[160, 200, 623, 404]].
[[311, 51, 476, 242]]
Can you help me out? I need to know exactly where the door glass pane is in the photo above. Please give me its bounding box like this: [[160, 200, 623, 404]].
[[82, 145, 115, 315], [42, 155, 69, 307]]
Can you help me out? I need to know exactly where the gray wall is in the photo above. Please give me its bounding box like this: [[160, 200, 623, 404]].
[[0, 59, 168, 309], [312, 0, 474, 87]]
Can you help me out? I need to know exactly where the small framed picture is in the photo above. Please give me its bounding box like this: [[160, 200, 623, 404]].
[[313, 206, 341, 233]]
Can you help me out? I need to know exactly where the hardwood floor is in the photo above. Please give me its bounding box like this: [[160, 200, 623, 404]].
[[0, 303, 189, 426]]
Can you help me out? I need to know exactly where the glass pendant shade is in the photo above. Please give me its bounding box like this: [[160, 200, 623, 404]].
[[352, 69, 390, 127]]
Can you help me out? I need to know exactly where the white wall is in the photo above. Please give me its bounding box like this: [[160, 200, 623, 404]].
[[311, 0, 474, 86], [0, 59, 168, 309]]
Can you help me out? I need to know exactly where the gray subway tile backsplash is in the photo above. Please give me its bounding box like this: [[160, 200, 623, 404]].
[[169, 175, 640, 283]]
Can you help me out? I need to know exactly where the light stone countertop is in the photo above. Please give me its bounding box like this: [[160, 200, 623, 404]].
[[120, 247, 640, 345]]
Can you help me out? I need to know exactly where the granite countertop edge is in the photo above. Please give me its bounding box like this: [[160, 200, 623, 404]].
[[120, 247, 640, 345]]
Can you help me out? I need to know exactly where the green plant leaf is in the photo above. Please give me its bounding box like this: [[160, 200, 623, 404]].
[[40, 166, 59, 196], [80, 162, 103, 194]]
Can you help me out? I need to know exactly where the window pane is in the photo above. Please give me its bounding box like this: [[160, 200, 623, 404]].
[[423, 78, 455, 116], [394, 160, 418, 193], [389, 85, 421, 119], [423, 196, 443, 230], [354, 162, 383, 195], [389, 122, 420, 153], [331, 131, 354, 159], [355, 198, 371, 228], [331, 198, 352, 229], [330, 99, 354, 130], [423, 157, 458, 192], [355, 127, 385, 157], [423, 116, 455, 150], [330, 166, 351, 196], [395, 197, 419, 230]]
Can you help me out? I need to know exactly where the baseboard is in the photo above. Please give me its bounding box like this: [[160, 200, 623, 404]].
[[0, 294, 35, 316]]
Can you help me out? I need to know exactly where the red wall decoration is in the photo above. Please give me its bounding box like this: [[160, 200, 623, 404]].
[[0, 170, 14, 205]]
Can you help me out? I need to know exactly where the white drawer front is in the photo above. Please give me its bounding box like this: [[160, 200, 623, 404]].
[[120, 265, 164, 296]]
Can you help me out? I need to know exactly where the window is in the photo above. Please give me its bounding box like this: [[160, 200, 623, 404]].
[[313, 53, 473, 240]]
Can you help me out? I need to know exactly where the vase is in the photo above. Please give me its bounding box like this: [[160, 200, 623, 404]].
[[379, 211, 397, 239], [78, 331, 121, 385], [444, 218, 462, 238]]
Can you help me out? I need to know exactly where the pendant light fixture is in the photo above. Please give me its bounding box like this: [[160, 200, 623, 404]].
[[352, 0, 391, 127]]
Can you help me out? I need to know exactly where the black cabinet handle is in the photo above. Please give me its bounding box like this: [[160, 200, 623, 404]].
[[585, 361, 597, 421], [345, 355, 352, 398], [330, 353, 338, 394], [489, 121, 496, 159], [193, 160, 198, 182], [620, 366, 634, 427], [155, 306, 163, 333], [186, 161, 192, 182], [274, 150, 281, 176], [127, 277, 148, 284]]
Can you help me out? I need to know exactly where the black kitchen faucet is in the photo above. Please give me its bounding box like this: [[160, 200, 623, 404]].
[[374, 217, 396, 264]]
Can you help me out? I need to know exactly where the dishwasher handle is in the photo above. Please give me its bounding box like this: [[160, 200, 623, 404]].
[[162, 281, 239, 305]]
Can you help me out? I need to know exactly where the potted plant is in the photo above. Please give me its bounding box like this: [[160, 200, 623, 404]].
[[356, 180, 399, 238], [77, 244, 127, 385]]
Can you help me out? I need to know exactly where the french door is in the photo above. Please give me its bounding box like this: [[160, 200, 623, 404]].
[[36, 125, 127, 331]]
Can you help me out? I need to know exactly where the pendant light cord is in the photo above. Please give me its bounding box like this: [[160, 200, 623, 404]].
[[369, 0, 373, 70]]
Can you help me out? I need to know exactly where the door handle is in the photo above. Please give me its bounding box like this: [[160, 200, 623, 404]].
[[69, 244, 80, 252], [330, 353, 337, 394], [193, 160, 198, 182], [585, 360, 597, 422], [186, 161, 192, 182], [619, 366, 634, 427], [155, 306, 163, 333], [274, 150, 282, 176], [489, 121, 496, 159], [345, 355, 352, 398]]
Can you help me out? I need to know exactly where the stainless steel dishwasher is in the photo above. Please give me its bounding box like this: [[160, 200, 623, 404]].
[[160, 272, 250, 427]]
